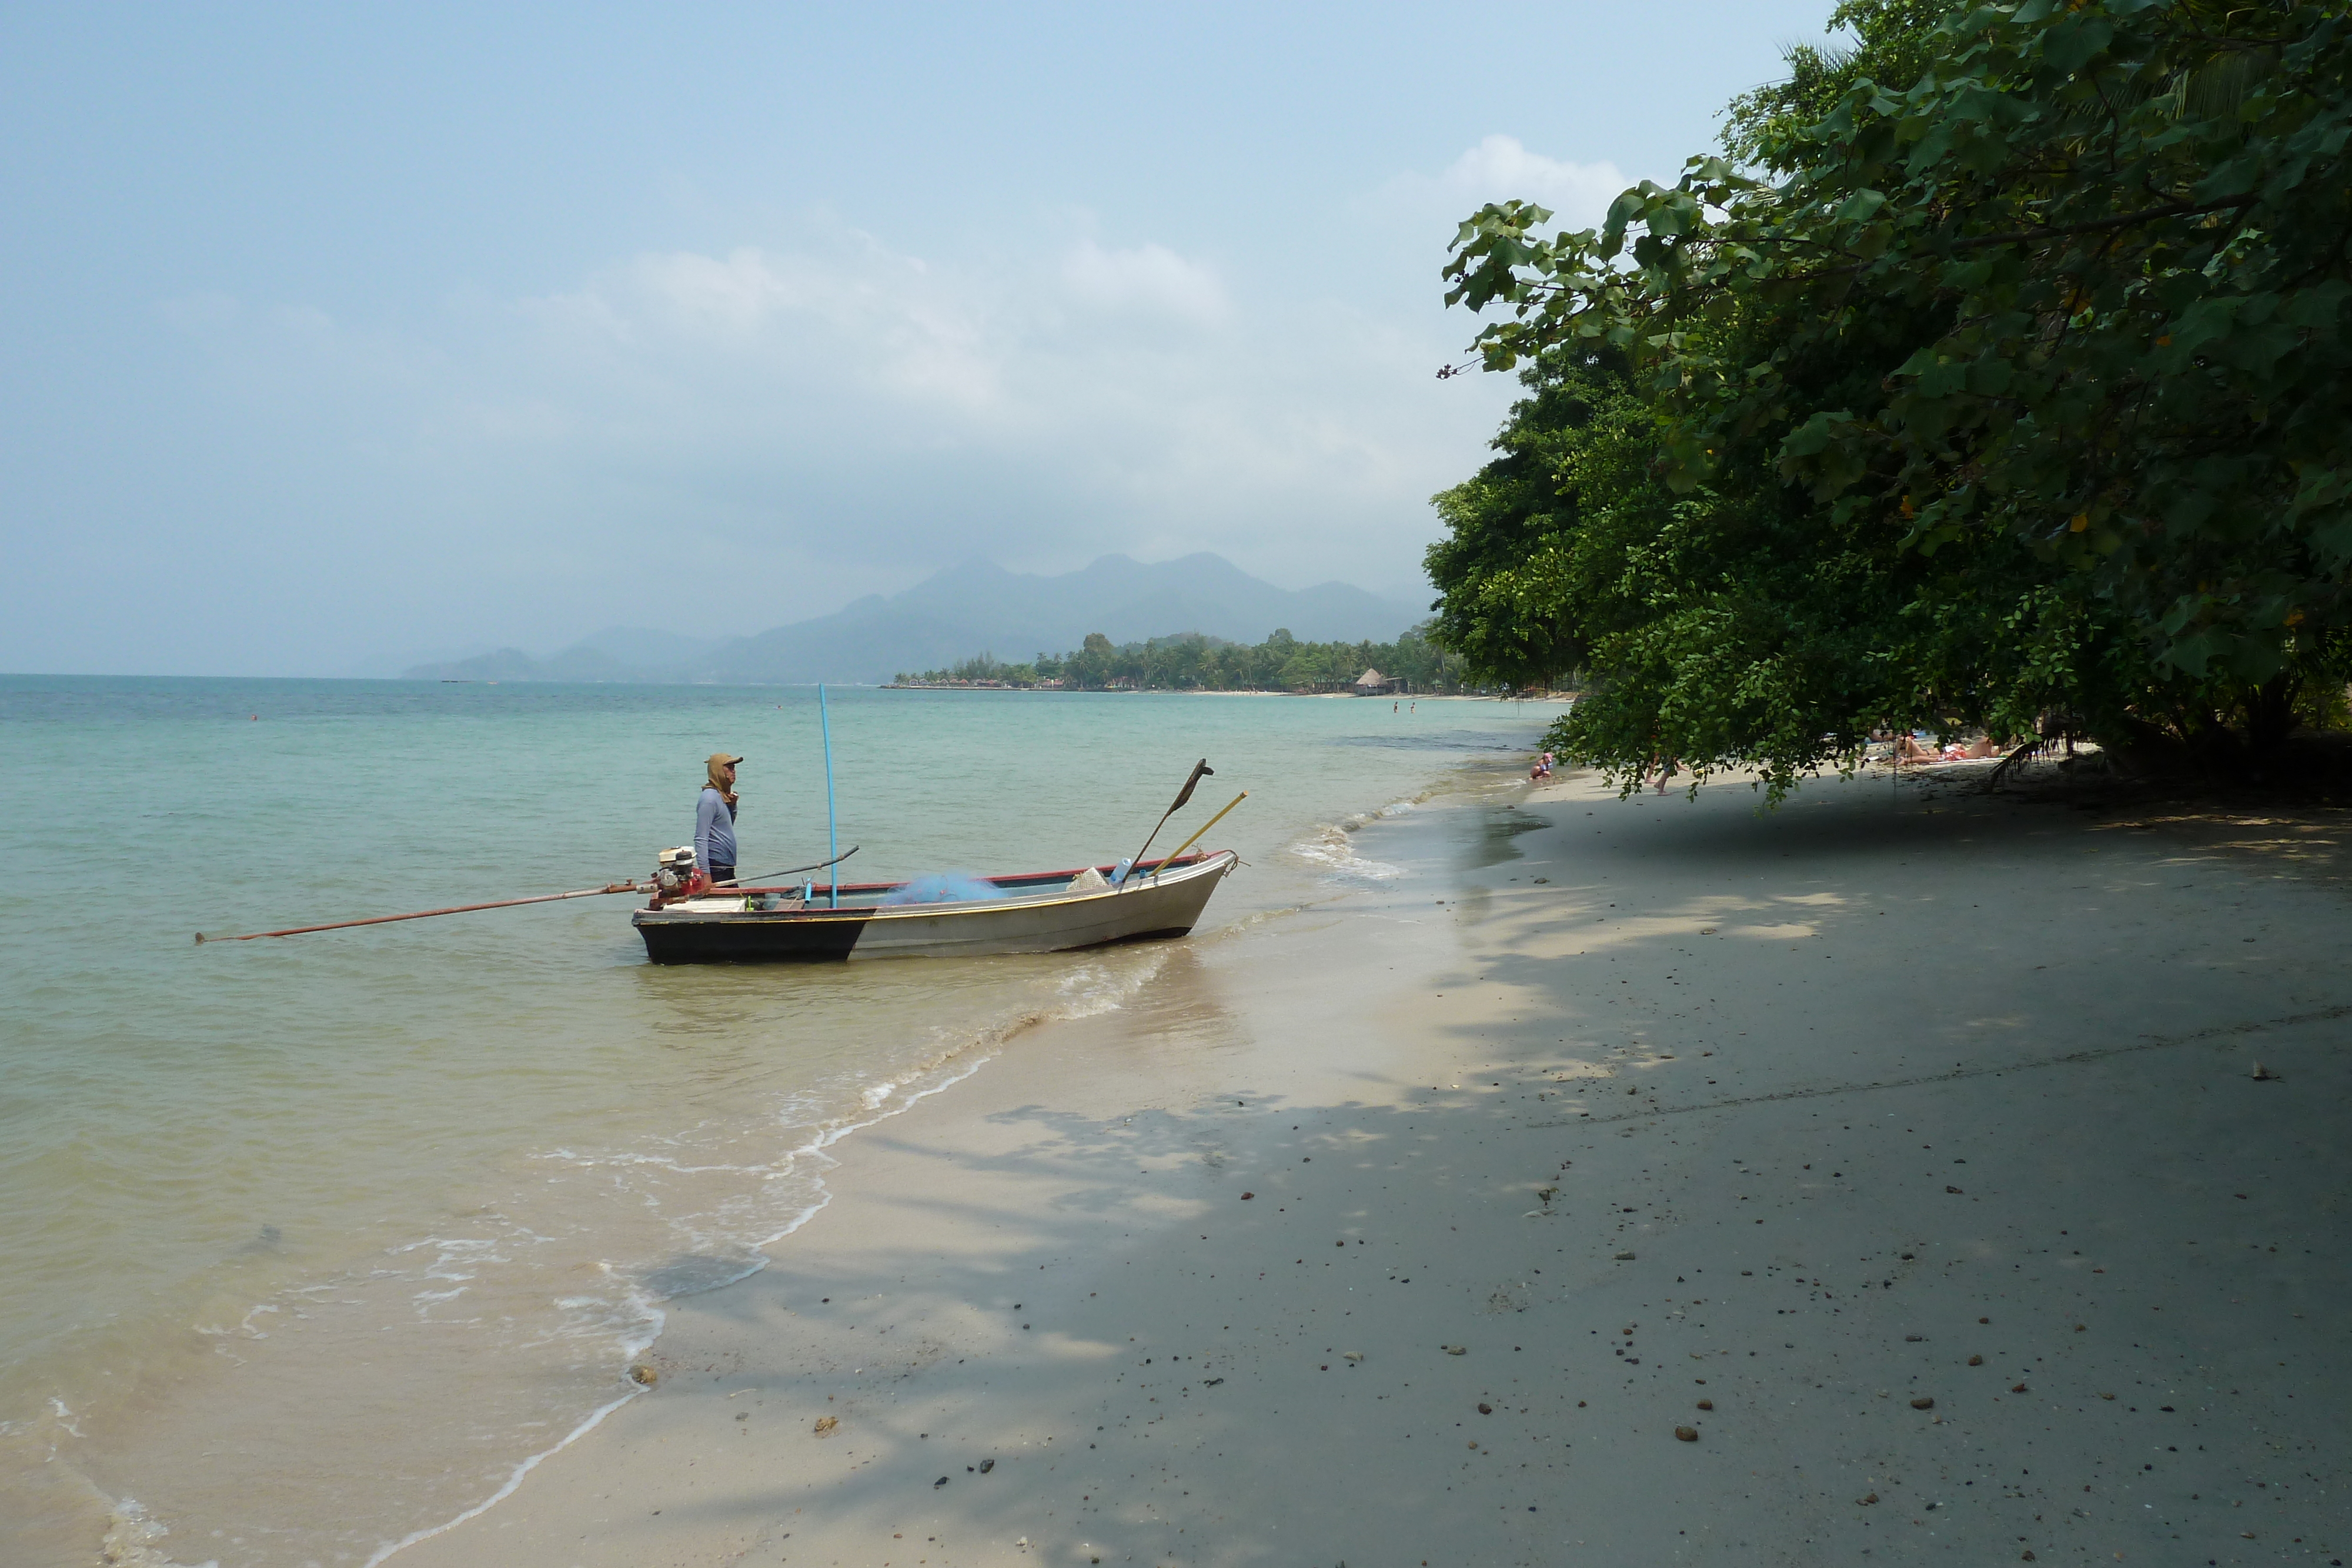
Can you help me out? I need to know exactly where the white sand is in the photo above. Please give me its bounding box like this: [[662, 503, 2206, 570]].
[[392, 768, 2350, 1567]]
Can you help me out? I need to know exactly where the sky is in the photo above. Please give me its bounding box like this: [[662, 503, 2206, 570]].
[[0, 1, 1845, 676]]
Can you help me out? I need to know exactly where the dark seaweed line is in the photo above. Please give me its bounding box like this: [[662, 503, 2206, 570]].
[[1515, 1002, 2352, 1132]]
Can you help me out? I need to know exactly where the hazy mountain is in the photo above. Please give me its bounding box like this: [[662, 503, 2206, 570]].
[[402, 555, 1425, 684], [400, 646, 549, 682], [401, 628, 720, 682], [567, 627, 724, 668]]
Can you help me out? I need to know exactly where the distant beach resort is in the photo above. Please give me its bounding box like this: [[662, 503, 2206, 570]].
[[888, 624, 1469, 693]]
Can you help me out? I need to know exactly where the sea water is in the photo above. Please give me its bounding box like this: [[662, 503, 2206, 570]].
[[0, 676, 1544, 1566]]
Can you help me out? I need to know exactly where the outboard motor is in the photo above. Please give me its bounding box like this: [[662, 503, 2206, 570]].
[[652, 846, 706, 902]]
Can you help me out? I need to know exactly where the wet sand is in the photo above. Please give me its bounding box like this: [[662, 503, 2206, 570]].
[[393, 767, 2350, 1567]]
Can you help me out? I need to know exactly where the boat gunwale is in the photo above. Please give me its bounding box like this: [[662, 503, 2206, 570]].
[[634, 849, 1237, 925]]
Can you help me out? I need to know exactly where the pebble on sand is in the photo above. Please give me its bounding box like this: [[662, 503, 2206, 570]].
[[1613, 1251, 1636, 1261], [627, 1364, 659, 1387], [1695, 1399, 1713, 1410], [1674, 1426, 1699, 1442], [1240, 1192, 1255, 1200], [1910, 1396, 1935, 1410], [1443, 1345, 1467, 1355], [1969, 1354, 1984, 1366], [814, 1416, 838, 1435]]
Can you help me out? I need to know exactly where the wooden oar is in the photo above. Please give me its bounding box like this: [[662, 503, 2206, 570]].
[[1119, 760, 1213, 887], [1140, 791, 1247, 885], [196, 881, 646, 943]]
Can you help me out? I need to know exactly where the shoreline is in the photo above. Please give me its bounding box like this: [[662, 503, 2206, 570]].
[[348, 764, 1525, 1568], [384, 767, 2350, 1567]]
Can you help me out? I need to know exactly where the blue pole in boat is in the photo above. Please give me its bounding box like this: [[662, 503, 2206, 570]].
[[819, 684, 839, 908]]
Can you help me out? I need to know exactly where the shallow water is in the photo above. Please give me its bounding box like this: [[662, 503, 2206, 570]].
[[0, 676, 1545, 1567]]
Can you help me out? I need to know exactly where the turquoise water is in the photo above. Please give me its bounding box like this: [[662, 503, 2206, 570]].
[[0, 676, 1543, 1567]]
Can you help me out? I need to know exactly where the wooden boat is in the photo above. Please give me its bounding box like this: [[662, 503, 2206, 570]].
[[632, 850, 1238, 964]]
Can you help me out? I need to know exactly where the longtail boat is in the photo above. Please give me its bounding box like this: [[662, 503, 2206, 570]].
[[630, 850, 1238, 964]]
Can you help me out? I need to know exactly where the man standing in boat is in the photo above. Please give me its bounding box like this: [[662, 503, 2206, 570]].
[[697, 754, 741, 885]]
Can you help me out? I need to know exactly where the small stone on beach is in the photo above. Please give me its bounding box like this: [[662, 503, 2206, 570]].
[[1696, 1399, 1712, 1410], [813, 1416, 838, 1435], [1675, 1426, 1698, 1442], [627, 1364, 657, 1386], [1443, 1345, 1466, 1355], [1969, 1354, 1984, 1365], [1613, 1251, 1636, 1261], [1910, 1397, 1935, 1410]]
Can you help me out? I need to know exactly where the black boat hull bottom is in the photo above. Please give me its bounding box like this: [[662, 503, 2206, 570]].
[[639, 920, 1202, 965]]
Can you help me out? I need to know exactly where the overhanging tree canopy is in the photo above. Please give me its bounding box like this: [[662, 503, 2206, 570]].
[[1432, 0, 2352, 793]]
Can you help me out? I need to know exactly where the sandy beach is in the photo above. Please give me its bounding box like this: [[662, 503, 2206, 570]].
[[392, 764, 2349, 1568]]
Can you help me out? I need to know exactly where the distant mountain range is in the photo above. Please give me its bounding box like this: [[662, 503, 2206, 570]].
[[402, 554, 1427, 685]]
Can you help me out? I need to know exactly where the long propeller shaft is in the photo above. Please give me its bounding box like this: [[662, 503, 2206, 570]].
[[196, 882, 642, 943]]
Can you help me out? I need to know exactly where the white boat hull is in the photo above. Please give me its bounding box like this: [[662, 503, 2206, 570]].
[[632, 851, 1238, 963]]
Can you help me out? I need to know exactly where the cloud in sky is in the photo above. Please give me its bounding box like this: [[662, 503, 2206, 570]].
[[0, 4, 1839, 675], [100, 207, 1515, 673], [1436, 135, 1633, 228]]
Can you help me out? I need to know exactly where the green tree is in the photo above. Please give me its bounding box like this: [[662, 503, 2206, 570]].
[[1441, 0, 2352, 789]]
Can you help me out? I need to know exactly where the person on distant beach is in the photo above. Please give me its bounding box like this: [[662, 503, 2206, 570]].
[[1896, 733, 1943, 767], [697, 754, 741, 885]]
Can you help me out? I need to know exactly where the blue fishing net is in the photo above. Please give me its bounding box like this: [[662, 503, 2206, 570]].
[[878, 872, 1008, 907]]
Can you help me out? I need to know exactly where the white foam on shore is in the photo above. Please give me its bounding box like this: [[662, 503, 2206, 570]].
[[1289, 820, 1405, 883], [363, 942, 1175, 1566], [358, 1386, 644, 1568], [96, 1495, 219, 1568]]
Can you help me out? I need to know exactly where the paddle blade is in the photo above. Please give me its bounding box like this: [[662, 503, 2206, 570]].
[[1170, 758, 1213, 813]]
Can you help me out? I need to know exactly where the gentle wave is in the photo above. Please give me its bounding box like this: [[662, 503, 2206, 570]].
[[361, 942, 1178, 1565], [1284, 801, 1419, 884]]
